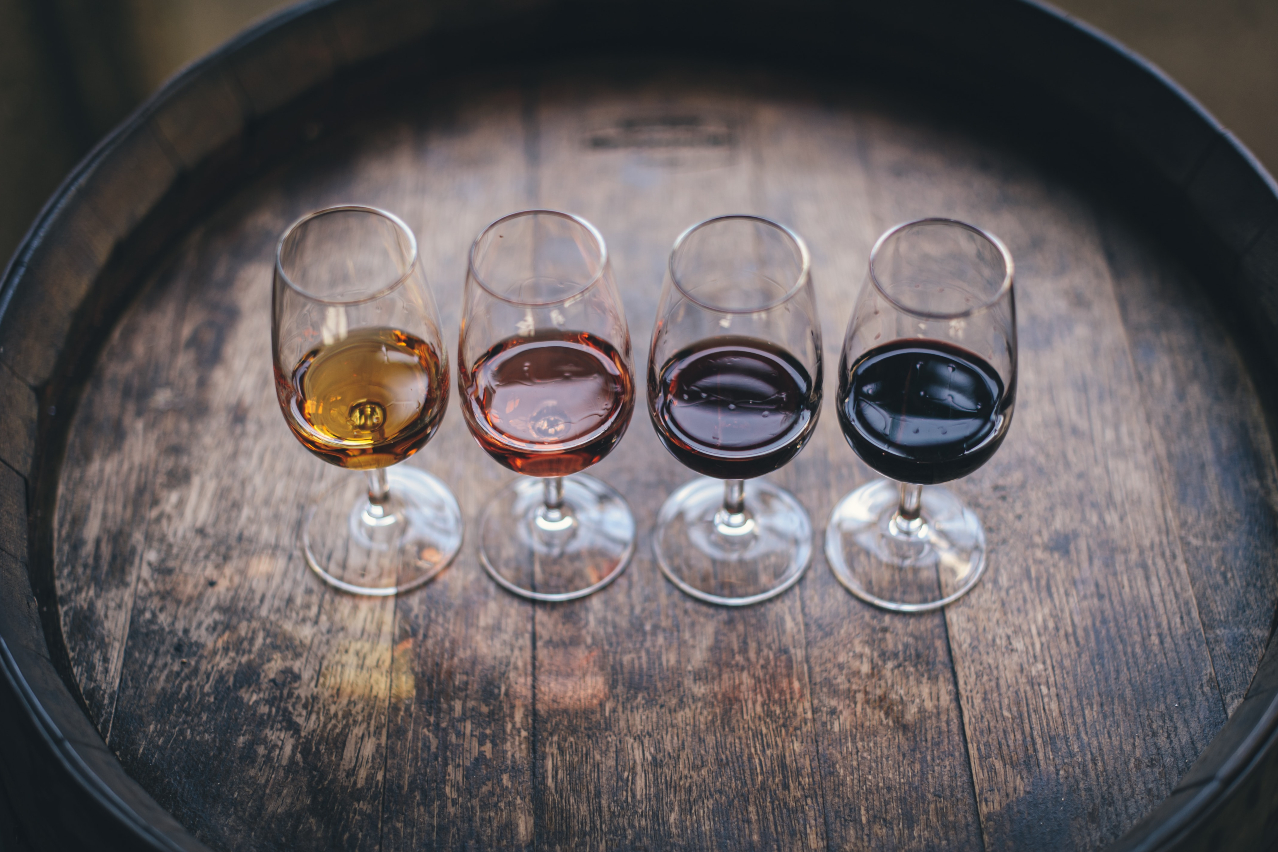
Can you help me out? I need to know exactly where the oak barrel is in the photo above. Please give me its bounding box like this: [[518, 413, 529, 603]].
[[3, 0, 1278, 849]]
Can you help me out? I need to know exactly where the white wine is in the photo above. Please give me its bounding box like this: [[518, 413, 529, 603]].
[[276, 327, 448, 470]]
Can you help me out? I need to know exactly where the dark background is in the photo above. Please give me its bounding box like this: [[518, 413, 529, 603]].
[[1, 0, 1276, 274]]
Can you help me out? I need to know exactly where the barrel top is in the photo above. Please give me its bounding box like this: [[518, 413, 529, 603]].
[[5, 2, 1278, 851]]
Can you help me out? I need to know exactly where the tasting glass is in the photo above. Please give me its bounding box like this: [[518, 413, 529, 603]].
[[827, 218, 1016, 612], [272, 205, 463, 596], [459, 210, 636, 602], [648, 215, 822, 606]]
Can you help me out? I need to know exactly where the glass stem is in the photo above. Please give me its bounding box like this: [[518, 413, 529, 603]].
[[723, 479, 746, 516], [713, 478, 755, 537], [897, 482, 922, 522], [543, 476, 565, 523], [890, 481, 926, 538], [366, 468, 391, 522]]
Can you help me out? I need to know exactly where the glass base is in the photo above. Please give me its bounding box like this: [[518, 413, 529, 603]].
[[824, 478, 986, 613], [303, 466, 463, 596], [478, 474, 635, 602], [653, 477, 812, 606]]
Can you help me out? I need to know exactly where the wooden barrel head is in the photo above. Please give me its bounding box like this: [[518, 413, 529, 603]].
[[4, 2, 1278, 850]]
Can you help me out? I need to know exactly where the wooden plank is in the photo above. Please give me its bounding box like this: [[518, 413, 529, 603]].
[[526, 63, 826, 850], [376, 77, 536, 851], [47, 60, 1278, 851], [751, 86, 986, 850], [1185, 138, 1278, 256], [850, 97, 1227, 849], [0, 551, 41, 659], [0, 452, 28, 580], [1098, 207, 1278, 714], [1239, 220, 1278, 402], [56, 85, 540, 850], [0, 362, 36, 477], [228, 14, 337, 117], [55, 262, 190, 736], [322, 0, 440, 66], [78, 124, 180, 247], [0, 632, 213, 852], [58, 135, 413, 850], [0, 201, 116, 388], [149, 67, 247, 170]]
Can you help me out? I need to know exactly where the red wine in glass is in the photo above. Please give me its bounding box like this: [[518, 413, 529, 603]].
[[838, 339, 1009, 485], [459, 209, 637, 603], [461, 329, 634, 478], [826, 217, 1017, 614], [650, 335, 819, 480], [646, 214, 822, 607]]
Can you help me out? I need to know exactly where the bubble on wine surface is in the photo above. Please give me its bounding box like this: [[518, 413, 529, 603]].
[[528, 401, 571, 440], [349, 400, 386, 431]]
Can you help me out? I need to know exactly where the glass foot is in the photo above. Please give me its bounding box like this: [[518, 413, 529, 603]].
[[824, 478, 986, 613], [303, 466, 463, 596], [478, 474, 635, 602], [653, 477, 812, 606]]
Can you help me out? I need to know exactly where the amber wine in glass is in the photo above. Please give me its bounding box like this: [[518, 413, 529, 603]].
[[272, 205, 462, 595]]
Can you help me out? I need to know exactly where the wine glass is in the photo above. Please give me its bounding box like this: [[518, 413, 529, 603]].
[[826, 218, 1017, 613], [648, 215, 822, 606], [459, 210, 636, 602], [272, 205, 463, 596]]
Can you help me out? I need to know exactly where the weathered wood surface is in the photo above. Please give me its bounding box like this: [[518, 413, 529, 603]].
[[1099, 208, 1278, 716], [851, 99, 1230, 850], [51, 60, 1278, 851]]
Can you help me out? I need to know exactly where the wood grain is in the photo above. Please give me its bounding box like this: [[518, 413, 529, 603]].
[[60, 139, 400, 850], [0, 550, 41, 659], [378, 76, 536, 852], [49, 61, 1275, 851], [149, 68, 247, 171], [0, 199, 117, 388], [228, 15, 337, 118], [55, 257, 188, 738], [529, 64, 827, 851], [0, 362, 37, 478], [1098, 207, 1278, 714], [850, 96, 1228, 849], [752, 85, 987, 851]]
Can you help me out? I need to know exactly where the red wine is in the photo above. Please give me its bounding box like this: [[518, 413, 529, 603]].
[[649, 335, 820, 479], [460, 330, 634, 477], [839, 339, 1009, 484]]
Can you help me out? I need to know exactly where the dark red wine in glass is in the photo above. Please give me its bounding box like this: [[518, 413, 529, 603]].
[[838, 339, 1009, 485], [826, 218, 1017, 614], [647, 215, 822, 607], [650, 335, 818, 480]]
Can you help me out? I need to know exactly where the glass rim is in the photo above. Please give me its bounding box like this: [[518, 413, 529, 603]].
[[868, 217, 1014, 320], [467, 209, 609, 307], [275, 205, 420, 307], [668, 214, 812, 314]]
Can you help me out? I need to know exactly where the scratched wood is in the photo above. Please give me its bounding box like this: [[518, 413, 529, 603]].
[[530, 64, 826, 850], [750, 86, 988, 851], [848, 97, 1236, 849], [1097, 207, 1278, 716], [378, 76, 536, 851], [51, 59, 1275, 851]]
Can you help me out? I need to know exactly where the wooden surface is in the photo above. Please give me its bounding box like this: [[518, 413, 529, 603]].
[[49, 59, 1278, 851]]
